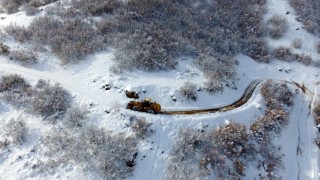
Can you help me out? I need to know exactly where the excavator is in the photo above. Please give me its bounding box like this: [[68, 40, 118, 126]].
[[126, 98, 161, 114]]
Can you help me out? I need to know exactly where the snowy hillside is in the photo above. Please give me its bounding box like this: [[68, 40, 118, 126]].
[[0, 0, 319, 179]]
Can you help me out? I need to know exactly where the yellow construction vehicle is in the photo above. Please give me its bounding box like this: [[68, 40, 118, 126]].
[[126, 98, 161, 114]]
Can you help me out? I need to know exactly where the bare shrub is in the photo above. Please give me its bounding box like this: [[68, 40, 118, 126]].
[[168, 122, 255, 179], [0, 117, 28, 151], [260, 80, 294, 110], [180, 81, 197, 101], [4, 24, 31, 42], [272, 46, 292, 61], [167, 128, 205, 179], [197, 55, 236, 92], [8, 49, 38, 66], [250, 108, 289, 139], [267, 14, 288, 39], [31, 80, 72, 120], [0, 74, 32, 106], [25, 16, 106, 64], [294, 53, 312, 65], [63, 105, 88, 128], [131, 117, 152, 139], [41, 125, 137, 179], [292, 38, 302, 49], [0, 42, 10, 55], [4, 118, 28, 145]]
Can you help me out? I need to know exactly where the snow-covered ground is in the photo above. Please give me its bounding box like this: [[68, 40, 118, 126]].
[[0, 0, 320, 179]]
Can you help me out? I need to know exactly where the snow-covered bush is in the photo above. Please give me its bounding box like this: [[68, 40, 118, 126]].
[[180, 81, 197, 101], [266, 14, 288, 39], [4, 24, 31, 42], [0, 117, 28, 151], [289, 0, 320, 34], [294, 53, 312, 65], [292, 38, 302, 49], [272, 46, 292, 61], [250, 108, 289, 139], [63, 105, 88, 128], [167, 128, 205, 179], [260, 80, 294, 110], [26, 17, 105, 64], [131, 117, 152, 139], [31, 80, 72, 120], [168, 122, 255, 179], [0, 74, 32, 106], [8, 49, 38, 66], [41, 125, 138, 179], [4, 118, 28, 145], [197, 55, 236, 92], [0, 42, 10, 55]]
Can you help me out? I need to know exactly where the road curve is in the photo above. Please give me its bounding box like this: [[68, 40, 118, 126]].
[[160, 79, 311, 115]]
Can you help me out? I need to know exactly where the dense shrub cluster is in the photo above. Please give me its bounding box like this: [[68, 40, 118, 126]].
[[260, 80, 294, 110], [0, 74, 32, 106], [0, 74, 72, 120], [289, 0, 320, 34], [250, 108, 289, 139], [272, 46, 313, 65], [63, 105, 88, 128], [0, 118, 27, 151], [40, 125, 138, 179], [167, 122, 257, 179], [3, 24, 31, 42], [3, 0, 269, 90], [8, 49, 38, 66], [266, 14, 288, 39], [179, 81, 197, 100], [31, 80, 72, 120], [26, 17, 105, 64]]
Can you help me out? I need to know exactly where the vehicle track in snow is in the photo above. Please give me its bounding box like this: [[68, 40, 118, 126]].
[[0, 62, 314, 116]]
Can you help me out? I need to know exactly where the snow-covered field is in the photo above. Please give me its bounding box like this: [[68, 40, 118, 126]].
[[0, 0, 320, 179]]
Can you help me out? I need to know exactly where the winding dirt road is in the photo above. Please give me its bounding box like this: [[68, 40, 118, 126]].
[[160, 79, 312, 115]]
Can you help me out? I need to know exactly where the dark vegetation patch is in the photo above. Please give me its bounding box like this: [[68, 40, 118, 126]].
[[3, 0, 269, 92]]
